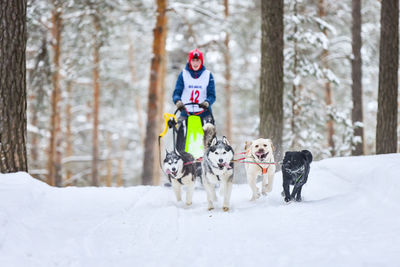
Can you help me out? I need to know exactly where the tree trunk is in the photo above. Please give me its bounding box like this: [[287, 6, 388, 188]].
[[92, 14, 101, 186], [318, 0, 335, 157], [47, 6, 63, 186], [117, 137, 125, 187], [376, 0, 399, 154], [0, 0, 28, 173], [142, 0, 168, 185], [65, 81, 73, 185], [106, 132, 112, 187], [129, 42, 145, 147], [260, 0, 284, 161], [153, 49, 167, 185], [291, 0, 301, 149], [351, 0, 364, 156], [224, 0, 232, 141], [29, 35, 49, 166]]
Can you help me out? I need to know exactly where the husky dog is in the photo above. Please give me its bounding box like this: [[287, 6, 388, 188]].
[[202, 127, 234, 211], [163, 150, 195, 205], [281, 150, 313, 203], [244, 139, 276, 201]]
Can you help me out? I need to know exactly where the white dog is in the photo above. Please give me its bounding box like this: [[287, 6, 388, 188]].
[[202, 131, 234, 211], [244, 138, 276, 201]]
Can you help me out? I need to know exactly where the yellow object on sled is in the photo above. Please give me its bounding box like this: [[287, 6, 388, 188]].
[[159, 113, 177, 138]]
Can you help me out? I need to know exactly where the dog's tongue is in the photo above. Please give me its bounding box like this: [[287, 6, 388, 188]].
[[165, 169, 171, 175], [255, 151, 265, 157], [218, 163, 232, 169], [224, 163, 233, 169]]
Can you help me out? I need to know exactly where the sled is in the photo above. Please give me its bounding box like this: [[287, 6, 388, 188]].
[[159, 103, 206, 160]]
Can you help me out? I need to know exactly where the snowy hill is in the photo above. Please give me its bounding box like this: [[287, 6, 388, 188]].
[[1, 154, 400, 267]]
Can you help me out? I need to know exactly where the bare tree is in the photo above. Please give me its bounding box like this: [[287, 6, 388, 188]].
[[351, 0, 364, 155], [65, 81, 73, 185], [29, 33, 51, 167], [290, 0, 301, 149], [260, 0, 284, 161], [142, 0, 168, 185], [0, 0, 28, 173], [318, 0, 335, 156], [376, 0, 398, 154], [91, 13, 101, 186], [47, 2, 63, 186], [224, 0, 232, 141], [128, 42, 145, 147]]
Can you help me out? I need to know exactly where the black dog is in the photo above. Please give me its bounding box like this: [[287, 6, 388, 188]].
[[282, 150, 313, 203]]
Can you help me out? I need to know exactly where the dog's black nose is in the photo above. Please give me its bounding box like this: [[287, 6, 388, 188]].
[[219, 159, 223, 163], [172, 167, 176, 172]]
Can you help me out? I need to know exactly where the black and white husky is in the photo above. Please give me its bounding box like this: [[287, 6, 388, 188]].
[[202, 124, 234, 211], [163, 150, 196, 206]]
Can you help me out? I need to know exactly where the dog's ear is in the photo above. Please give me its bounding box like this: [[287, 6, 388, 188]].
[[211, 136, 218, 147], [301, 150, 313, 163], [244, 141, 252, 151], [271, 142, 275, 152], [283, 151, 289, 159], [222, 136, 230, 146], [165, 149, 169, 155]]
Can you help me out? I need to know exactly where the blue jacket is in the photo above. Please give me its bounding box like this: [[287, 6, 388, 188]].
[[172, 63, 216, 118]]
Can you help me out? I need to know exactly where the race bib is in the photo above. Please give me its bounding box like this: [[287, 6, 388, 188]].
[[181, 69, 210, 113]]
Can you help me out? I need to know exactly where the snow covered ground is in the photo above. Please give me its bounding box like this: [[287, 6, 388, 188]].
[[1, 153, 400, 267]]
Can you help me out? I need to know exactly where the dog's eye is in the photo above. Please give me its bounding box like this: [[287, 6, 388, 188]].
[[223, 151, 226, 154], [255, 145, 259, 148], [215, 152, 219, 155], [263, 144, 267, 147]]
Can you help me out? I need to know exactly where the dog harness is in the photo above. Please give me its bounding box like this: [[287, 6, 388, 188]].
[[248, 152, 269, 175], [259, 165, 269, 175]]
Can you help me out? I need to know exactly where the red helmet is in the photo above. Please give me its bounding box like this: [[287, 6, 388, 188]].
[[188, 48, 203, 70]]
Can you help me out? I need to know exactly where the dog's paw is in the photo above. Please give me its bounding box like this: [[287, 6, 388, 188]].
[[295, 196, 302, 202], [208, 206, 214, 211], [222, 207, 229, 212], [265, 186, 273, 193], [262, 191, 267, 196], [284, 197, 292, 203], [281, 191, 285, 197], [186, 201, 192, 206], [250, 193, 260, 201]]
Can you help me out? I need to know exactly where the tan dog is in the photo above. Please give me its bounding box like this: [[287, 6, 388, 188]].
[[244, 138, 276, 201]]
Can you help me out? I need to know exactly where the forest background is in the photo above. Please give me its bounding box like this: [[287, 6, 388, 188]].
[[22, 0, 398, 186]]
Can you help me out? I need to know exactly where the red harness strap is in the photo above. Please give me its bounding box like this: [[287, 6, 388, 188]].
[[183, 157, 203, 166], [261, 166, 269, 175]]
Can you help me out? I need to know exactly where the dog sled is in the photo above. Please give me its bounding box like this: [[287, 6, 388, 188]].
[[159, 102, 210, 160]]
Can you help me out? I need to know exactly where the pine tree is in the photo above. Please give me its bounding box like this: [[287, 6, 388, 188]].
[[351, 0, 364, 155], [260, 0, 284, 160], [376, 0, 398, 154], [0, 0, 28, 173], [142, 0, 168, 185]]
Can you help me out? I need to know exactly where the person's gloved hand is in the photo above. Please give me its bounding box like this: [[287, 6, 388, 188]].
[[175, 100, 184, 111], [199, 101, 209, 109], [167, 118, 176, 129]]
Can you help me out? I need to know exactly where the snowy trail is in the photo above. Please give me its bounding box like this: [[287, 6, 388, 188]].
[[1, 154, 400, 267]]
